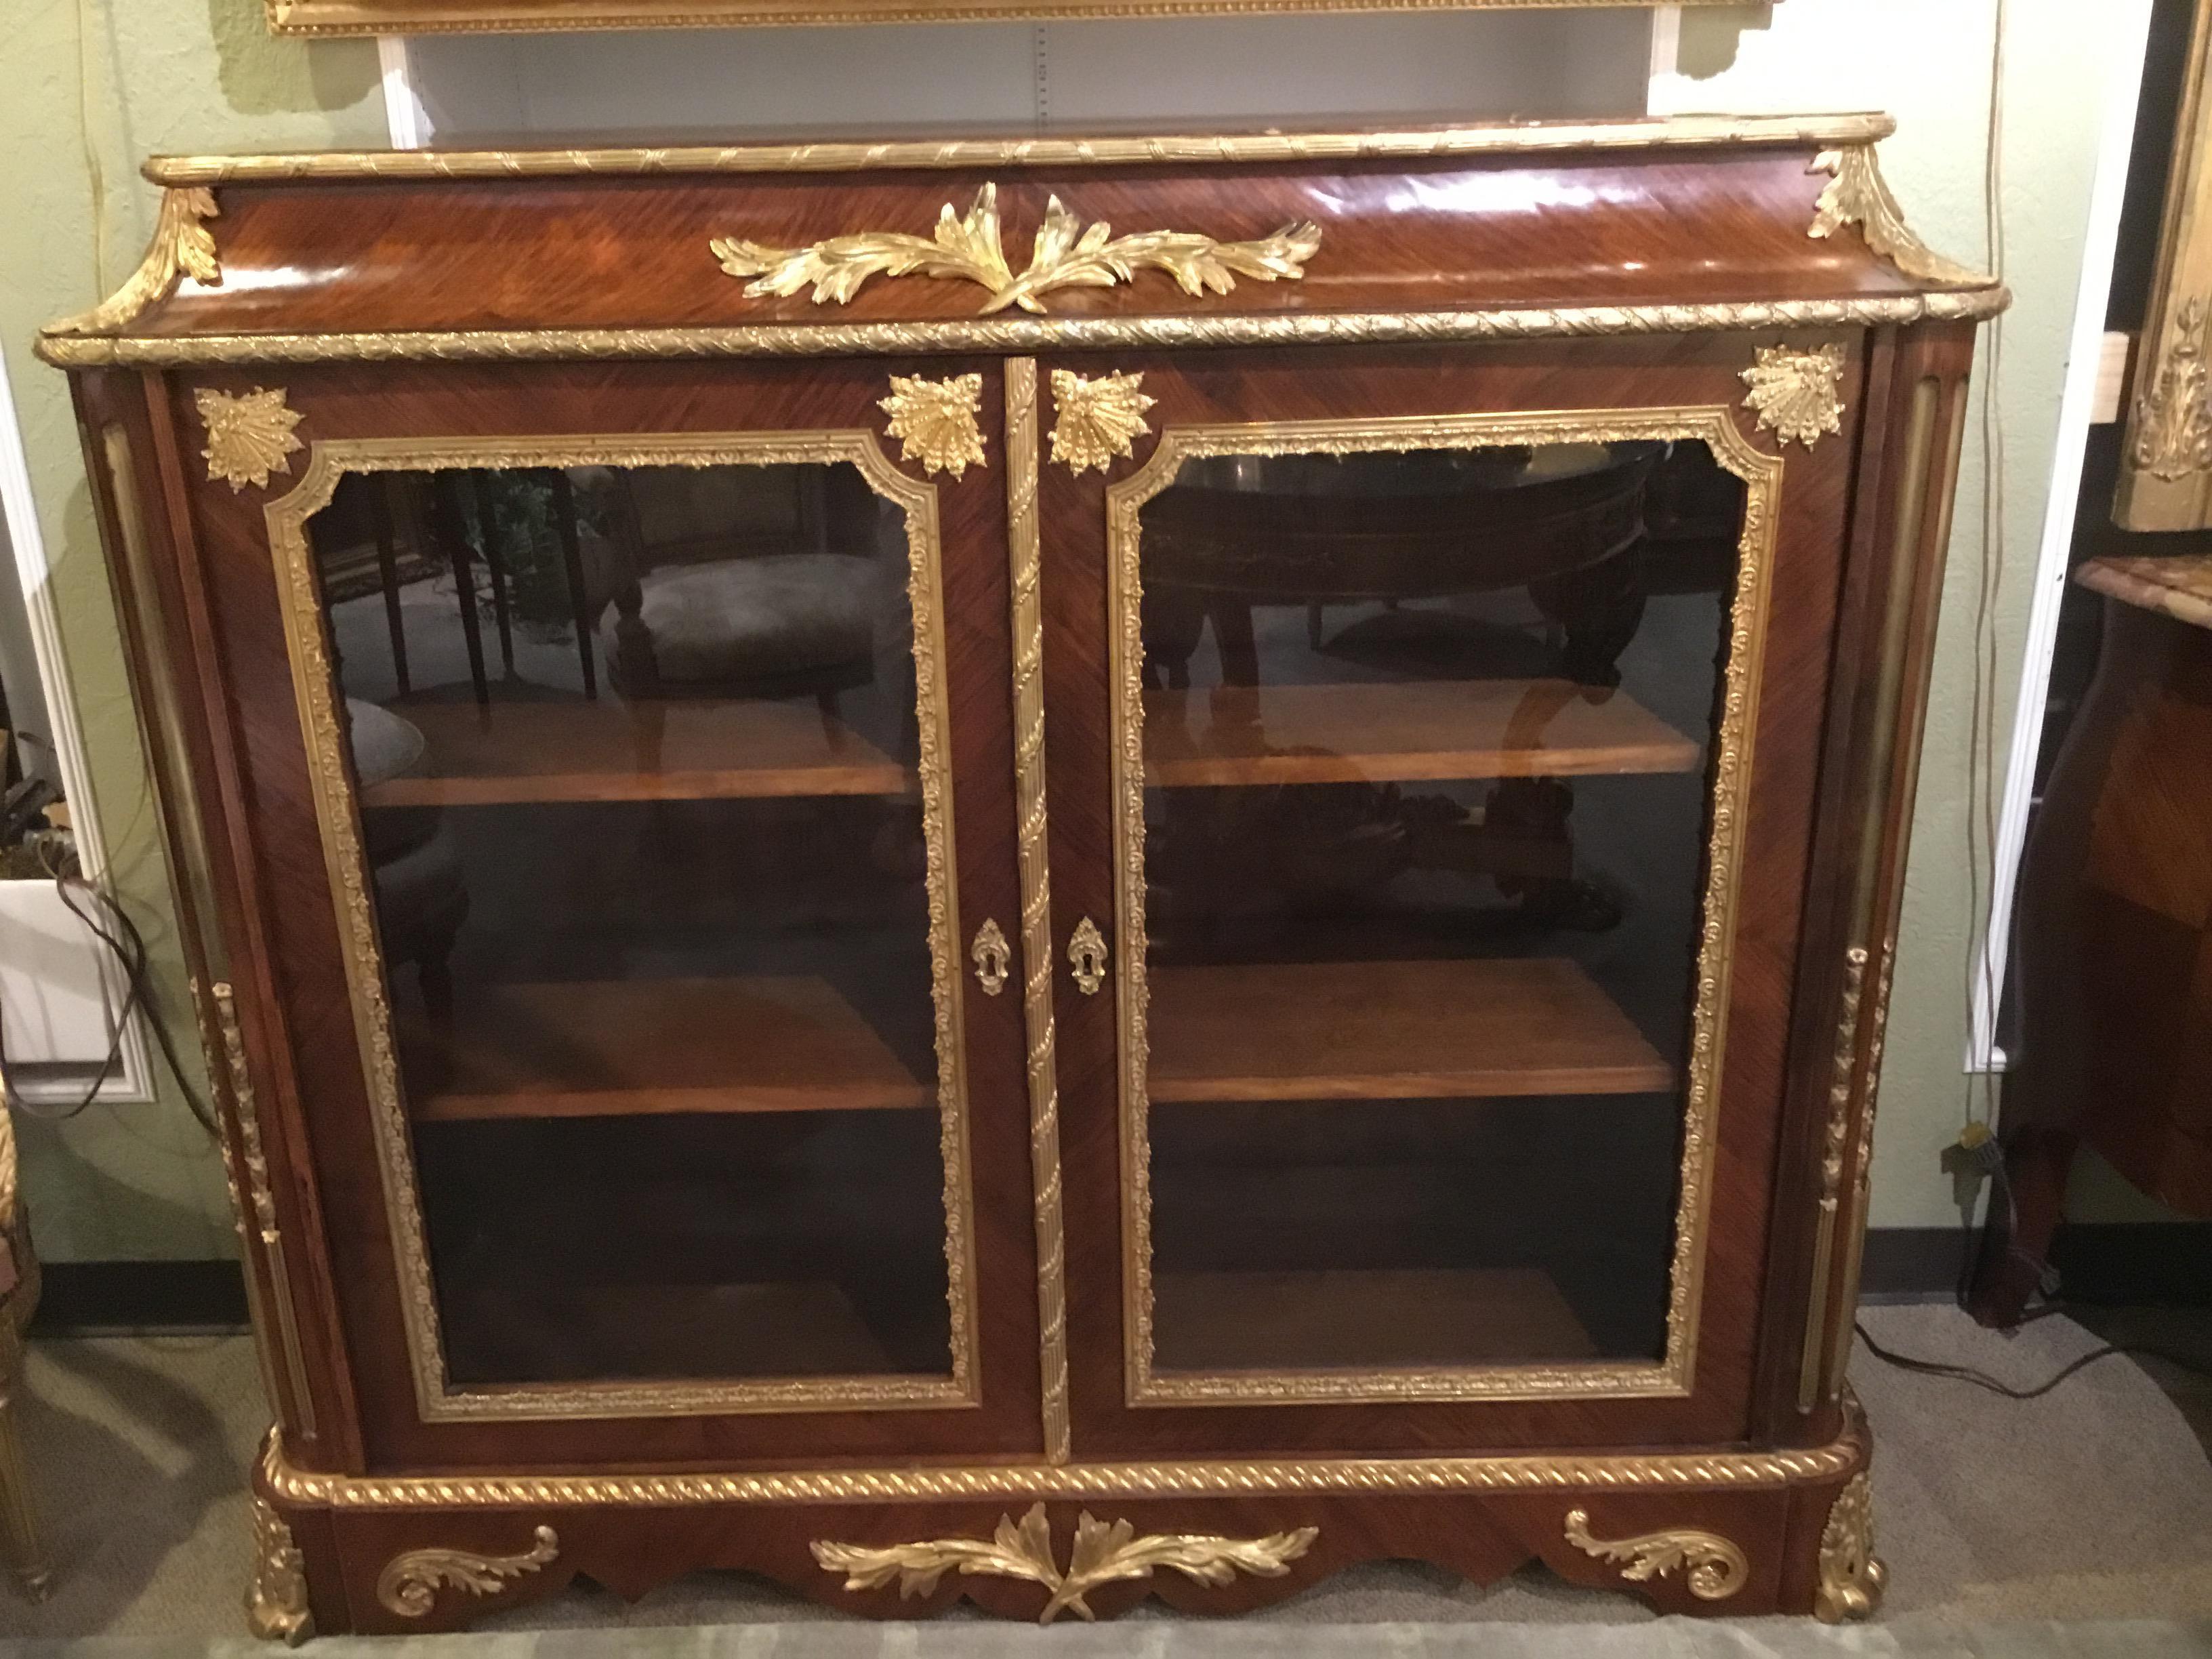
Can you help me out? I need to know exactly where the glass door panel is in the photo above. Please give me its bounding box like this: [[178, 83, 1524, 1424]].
[[1115, 433, 1758, 1401], [300, 455, 971, 1408]]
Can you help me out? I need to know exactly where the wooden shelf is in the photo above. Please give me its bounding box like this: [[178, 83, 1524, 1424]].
[[1149, 957, 1671, 1102], [1143, 679, 1699, 787], [1154, 1267, 1598, 1372], [398, 975, 930, 1120], [361, 699, 911, 808]]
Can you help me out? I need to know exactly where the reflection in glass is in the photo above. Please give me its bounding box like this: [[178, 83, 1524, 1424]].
[[308, 461, 958, 1389], [1131, 441, 1747, 1379]]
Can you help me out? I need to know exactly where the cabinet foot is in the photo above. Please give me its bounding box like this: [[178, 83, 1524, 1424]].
[[1811, 1471, 1886, 1622], [247, 1492, 315, 1645]]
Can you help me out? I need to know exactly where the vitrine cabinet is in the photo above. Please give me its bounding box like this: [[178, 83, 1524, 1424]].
[[39, 114, 2000, 1634]]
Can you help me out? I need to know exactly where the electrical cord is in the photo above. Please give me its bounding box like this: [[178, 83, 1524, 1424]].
[[0, 847, 131, 1123], [50, 861, 221, 1140], [0, 835, 219, 1139], [1856, 1316, 2212, 1399]]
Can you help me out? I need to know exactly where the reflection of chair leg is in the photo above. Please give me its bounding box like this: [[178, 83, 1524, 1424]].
[[548, 471, 599, 700], [430, 474, 491, 707], [817, 689, 846, 750], [470, 474, 518, 678], [1532, 537, 1649, 689], [371, 475, 411, 697], [0, 1357, 52, 1603], [1209, 597, 1261, 687]]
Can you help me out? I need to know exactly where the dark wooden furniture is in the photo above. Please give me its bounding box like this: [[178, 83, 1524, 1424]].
[[1971, 556, 2212, 1324], [39, 113, 1998, 1635]]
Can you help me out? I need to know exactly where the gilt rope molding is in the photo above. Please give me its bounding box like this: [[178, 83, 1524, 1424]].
[[260, 1405, 1869, 1506], [1003, 357, 1073, 1465], [712, 184, 1319, 314], [34, 295, 2011, 370]]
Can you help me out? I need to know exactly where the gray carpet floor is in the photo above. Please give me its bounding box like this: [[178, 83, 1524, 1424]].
[[3, 1304, 2211, 1650]]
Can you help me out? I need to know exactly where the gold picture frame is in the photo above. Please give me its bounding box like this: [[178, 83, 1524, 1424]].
[[2117, 0, 2212, 529], [265, 0, 1761, 36]]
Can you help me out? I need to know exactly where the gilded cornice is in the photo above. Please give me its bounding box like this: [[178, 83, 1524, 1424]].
[[144, 114, 1897, 186], [36, 291, 2009, 370]]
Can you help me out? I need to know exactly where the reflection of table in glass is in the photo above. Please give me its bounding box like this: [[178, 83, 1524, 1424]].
[[1129, 435, 1727, 1387], [1140, 446, 1696, 936], [1141, 446, 1678, 933], [1141, 445, 1658, 688]]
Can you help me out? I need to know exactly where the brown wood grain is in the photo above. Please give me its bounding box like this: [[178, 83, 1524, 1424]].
[[113, 143, 1930, 348], [1150, 959, 1672, 1102], [1145, 679, 1699, 786], [396, 976, 935, 1119], [361, 697, 912, 806]]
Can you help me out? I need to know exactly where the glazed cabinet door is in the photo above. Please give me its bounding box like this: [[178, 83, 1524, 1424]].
[[162, 360, 1045, 1469], [1034, 339, 1863, 1455]]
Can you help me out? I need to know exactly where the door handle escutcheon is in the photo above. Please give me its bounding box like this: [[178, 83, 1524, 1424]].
[[970, 918, 1010, 996], [1068, 917, 1108, 996]]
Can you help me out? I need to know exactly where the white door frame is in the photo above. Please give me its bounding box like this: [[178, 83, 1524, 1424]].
[[1, 346, 155, 1103], [1967, 0, 2153, 1072]]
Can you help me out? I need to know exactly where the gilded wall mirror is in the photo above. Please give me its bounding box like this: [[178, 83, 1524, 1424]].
[[266, 0, 1763, 35]]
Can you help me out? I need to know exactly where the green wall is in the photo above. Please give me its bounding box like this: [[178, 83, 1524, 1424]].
[[3, 0, 382, 1258], [1672, 0, 2182, 1230]]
